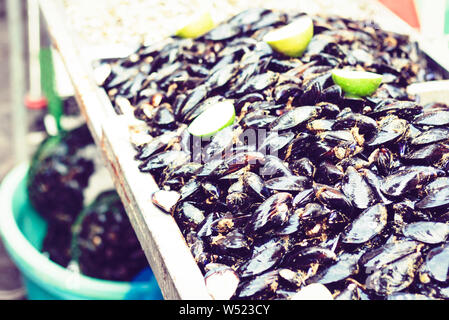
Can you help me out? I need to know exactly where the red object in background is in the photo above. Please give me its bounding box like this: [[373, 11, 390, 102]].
[[378, 0, 421, 29], [25, 94, 48, 110]]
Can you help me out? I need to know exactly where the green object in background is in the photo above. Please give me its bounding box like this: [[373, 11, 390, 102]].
[[40, 47, 62, 132], [0, 164, 163, 300], [445, 0, 449, 34]]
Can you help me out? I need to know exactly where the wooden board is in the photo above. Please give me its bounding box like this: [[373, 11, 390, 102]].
[[38, 0, 449, 300]]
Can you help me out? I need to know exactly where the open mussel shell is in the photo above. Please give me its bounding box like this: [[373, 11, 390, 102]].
[[151, 190, 181, 214], [204, 264, 240, 300]]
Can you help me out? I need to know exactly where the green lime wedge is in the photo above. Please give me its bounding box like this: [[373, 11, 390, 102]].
[[188, 100, 235, 137], [332, 69, 383, 97], [175, 11, 215, 38], [263, 15, 314, 57]]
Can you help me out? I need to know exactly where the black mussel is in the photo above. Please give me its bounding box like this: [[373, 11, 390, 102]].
[[424, 177, 449, 194], [366, 115, 408, 147], [259, 155, 292, 178], [276, 211, 301, 236], [278, 269, 306, 288], [359, 240, 421, 274], [292, 188, 315, 209], [368, 148, 394, 176], [416, 184, 449, 210], [205, 63, 238, 90], [298, 202, 329, 220], [341, 166, 377, 209], [222, 151, 266, 175], [235, 270, 279, 299], [246, 193, 293, 234], [210, 229, 252, 259], [403, 143, 449, 166], [414, 109, 449, 126], [282, 246, 337, 270], [319, 102, 340, 118], [365, 251, 421, 296], [402, 222, 449, 244], [273, 83, 302, 104], [390, 200, 430, 223], [341, 204, 388, 244], [294, 81, 322, 106], [306, 119, 335, 132], [257, 131, 295, 157], [370, 100, 422, 120], [242, 112, 277, 129], [380, 166, 444, 197], [174, 201, 206, 232], [265, 175, 311, 192], [179, 179, 203, 202], [203, 124, 242, 161], [315, 184, 353, 211], [178, 84, 208, 120], [196, 212, 223, 239], [138, 151, 190, 174], [411, 128, 449, 146], [289, 158, 316, 177], [420, 243, 449, 282], [241, 171, 270, 200], [226, 192, 251, 213], [315, 161, 344, 184], [235, 72, 279, 96], [358, 168, 392, 205], [235, 92, 265, 111], [238, 239, 285, 278], [269, 106, 321, 131], [135, 129, 182, 161], [334, 282, 369, 300], [309, 251, 363, 285]]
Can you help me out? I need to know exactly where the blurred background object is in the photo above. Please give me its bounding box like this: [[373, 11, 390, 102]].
[[0, 0, 449, 300]]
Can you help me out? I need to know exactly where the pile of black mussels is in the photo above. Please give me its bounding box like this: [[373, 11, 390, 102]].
[[97, 9, 449, 300]]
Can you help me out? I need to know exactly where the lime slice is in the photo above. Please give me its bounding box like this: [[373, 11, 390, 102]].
[[188, 100, 235, 137], [332, 69, 383, 97], [263, 15, 314, 57], [175, 11, 215, 38]]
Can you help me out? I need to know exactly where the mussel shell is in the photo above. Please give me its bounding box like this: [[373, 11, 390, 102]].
[[421, 243, 449, 282], [341, 203, 388, 244], [269, 106, 321, 131], [237, 239, 285, 278], [309, 251, 363, 284], [359, 240, 420, 274], [245, 192, 293, 234], [341, 166, 377, 209], [282, 246, 337, 269], [416, 184, 449, 210], [411, 128, 449, 146], [402, 222, 449, 244], [365, 251, 422, 296]]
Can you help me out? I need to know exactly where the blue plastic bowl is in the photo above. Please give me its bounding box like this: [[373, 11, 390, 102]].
[[0, 163, 163, 300]]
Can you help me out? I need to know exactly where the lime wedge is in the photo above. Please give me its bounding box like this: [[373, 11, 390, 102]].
[[263, 15, 314, 57], [332, 69, 383, 97], [175, 11, 215, 39], [188, 100, 235, 137]]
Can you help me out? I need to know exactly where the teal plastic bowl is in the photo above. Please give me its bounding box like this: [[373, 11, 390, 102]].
[[0, 163, 164, 300]]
